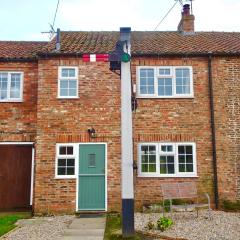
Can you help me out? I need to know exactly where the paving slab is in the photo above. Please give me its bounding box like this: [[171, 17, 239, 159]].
[[61, 216, 106, 240]]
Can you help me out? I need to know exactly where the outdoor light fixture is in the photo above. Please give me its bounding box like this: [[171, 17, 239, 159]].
[[87, 128, 96, 138]]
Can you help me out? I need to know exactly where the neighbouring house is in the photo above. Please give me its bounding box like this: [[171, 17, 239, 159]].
[[0, 4, 239, 214]]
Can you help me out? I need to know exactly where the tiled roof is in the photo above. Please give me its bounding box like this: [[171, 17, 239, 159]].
[[0, 41, 47, 60], [1, 31, 240, 60], [41, 31, 240, 56]]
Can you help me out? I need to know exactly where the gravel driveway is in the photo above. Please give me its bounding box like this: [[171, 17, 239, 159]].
[[135, 210, 240, 240], [2, 215, 74, 240]]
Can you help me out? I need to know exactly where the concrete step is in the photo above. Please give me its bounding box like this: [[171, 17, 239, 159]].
[[62, 236, 103, 240], [64, 228, 105, 236]]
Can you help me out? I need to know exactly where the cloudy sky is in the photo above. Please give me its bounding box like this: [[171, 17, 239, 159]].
[[1, 0, 240, 41]]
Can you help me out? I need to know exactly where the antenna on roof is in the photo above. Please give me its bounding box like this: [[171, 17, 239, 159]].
[[41, 0, 61, 40]]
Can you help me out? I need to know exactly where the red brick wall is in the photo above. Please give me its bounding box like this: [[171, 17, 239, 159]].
[[212, 57, 240, 202], [2, 55, 238, 214], [131, 57, 214, 208], [34, 58, 122, 214], [0, 62, 38, 142]]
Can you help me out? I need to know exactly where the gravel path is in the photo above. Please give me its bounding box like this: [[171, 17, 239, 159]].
[[135, 210, 240, 240], [2, 215, 74, 240]]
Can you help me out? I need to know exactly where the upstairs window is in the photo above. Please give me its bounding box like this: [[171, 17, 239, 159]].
[[137, 66, 193, 98], [58, 67, 78, 98], [0, 72, 23, 102]]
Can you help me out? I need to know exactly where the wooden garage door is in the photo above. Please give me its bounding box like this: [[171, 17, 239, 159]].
[[0, 145, 32, 210]]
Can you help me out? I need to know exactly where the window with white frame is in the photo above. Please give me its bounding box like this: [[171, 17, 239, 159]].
[[0, 72, 23, 101], [58, 67, 78, 98], [56, 144, 76, 177], [138, 142, 196, 177], [137, 66, 193, 98]]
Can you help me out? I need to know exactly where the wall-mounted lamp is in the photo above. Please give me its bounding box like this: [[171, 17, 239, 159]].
[[87, 128, 97, 138]]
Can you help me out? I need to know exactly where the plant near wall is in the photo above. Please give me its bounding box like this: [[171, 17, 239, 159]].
[[157, 217, 173, 232]]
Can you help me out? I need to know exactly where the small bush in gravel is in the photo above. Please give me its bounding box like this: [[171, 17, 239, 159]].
[[146, 221, 155, 230], [157, 217, 173, 232], [223, 200, 240, 211]]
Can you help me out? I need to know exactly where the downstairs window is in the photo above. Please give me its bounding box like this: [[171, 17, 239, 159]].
[[138, 142, 197, 177]]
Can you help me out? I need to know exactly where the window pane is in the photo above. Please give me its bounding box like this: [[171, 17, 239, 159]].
[[149, 155, 156, 163], [160, 156, 166, 163], [58, 158, 66, 166], [179, 164, 185, 172], [159, 68, 170, 75], [149, 146, 156, 154], [186, 164, 193, 172], [140, 69, 155, 95], [69, 89, 77, 96], [0, 91, 7, 100], [178, 146, 185, 154], [67, 146, 73, 155], [141, 155, 148, 163], [178, 155, 185, 163], [158, 78, 172, 96], [141, 146, 148, 154], [69, 80, 77, 88], [60, 89, 68, 96], [165, 86, 172, 96], [67, 167, 75, 175], [140, 86, 147, 94], [0, 74, 8, 100], [168, 164, 175, 174], [58, 167, 66, 175], [175, 69, 191, 95], [61, 68, 76, 77], [160, 164, 167, 174], [140, 78, 146, 86], [67, 158, 75, 166], [60, 80, 68, 88], [161, 145, 173, 152], [186, 155, 193, 163], [149, 164, 156, 172], [168, 156, 174, 163], [10, 90, 20, 98], [59, 146, 67, 155], [141, 164, 148, 172]]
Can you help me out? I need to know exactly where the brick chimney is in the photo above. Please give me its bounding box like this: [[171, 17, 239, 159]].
[[178, 4, 195, 34]]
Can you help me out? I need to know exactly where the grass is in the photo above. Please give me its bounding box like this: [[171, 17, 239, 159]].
[[0, 212, 31, 237], [104, 213, 144, 240]]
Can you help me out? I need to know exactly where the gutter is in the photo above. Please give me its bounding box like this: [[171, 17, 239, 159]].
[[208, 54, 219, 209]]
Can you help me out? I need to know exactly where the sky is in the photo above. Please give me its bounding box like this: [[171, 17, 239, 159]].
[[0, 0, 240, 41]]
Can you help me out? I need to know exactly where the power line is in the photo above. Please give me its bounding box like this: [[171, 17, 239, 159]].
[[154, 0, 179, 31]]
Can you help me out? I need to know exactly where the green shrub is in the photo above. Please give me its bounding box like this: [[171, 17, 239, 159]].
[[157, 217, 173, 232], [222, 200, 240, 211], [146, 221, 155, 230]]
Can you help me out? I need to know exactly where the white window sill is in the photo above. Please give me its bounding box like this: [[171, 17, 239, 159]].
[[136, 95, 194, 99], [57, 97, 79, 99], [55, 175, 77, 179], [0, 100, 23, 103], [138, 174, 198, 178]]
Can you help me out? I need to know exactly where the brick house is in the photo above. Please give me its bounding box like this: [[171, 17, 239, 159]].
[[0, 5, 239, 214]]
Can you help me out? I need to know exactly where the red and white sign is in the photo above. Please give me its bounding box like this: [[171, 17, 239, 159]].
[[82, 54, 109, 62]]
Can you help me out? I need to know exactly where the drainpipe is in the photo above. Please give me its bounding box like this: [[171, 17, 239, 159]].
[[208, 54, 219, 209], [120, 27, 135, 237]]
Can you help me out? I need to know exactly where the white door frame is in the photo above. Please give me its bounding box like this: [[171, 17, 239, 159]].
[[76, 142, 107, 211], [0, 142, 35, 206]]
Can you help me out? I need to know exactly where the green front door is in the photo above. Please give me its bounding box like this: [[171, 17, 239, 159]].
[[78, 144, 105, 210]]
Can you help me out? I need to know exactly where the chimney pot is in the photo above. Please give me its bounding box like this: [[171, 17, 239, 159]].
[[183, 4, 190, 15]]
